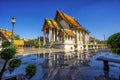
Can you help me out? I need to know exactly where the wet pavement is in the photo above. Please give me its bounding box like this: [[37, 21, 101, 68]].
[[40, 49, 120, 80], [1, 48, 120, 80]]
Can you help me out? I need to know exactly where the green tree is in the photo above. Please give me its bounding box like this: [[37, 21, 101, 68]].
[[26, 64, 36, 79], [0, 48, 16, 79], [107, 32, 120, 55], [40, 42, 43, 48], [2, 41, 11, 48], [37, 37, 41, 48], [34, 38, 38, 48], [14, 35, 20, 40]]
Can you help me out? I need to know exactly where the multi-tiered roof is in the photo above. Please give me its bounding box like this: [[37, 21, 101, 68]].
[[0, 29, 12, 40], [42, 10, 89, 36]]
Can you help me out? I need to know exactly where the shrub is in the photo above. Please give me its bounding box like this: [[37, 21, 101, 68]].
[[0, 48, 16, 61], [8, 58, 21, 68], [0, 47, 16, 79], [2, 41, 11, 48], [26, 64, 36, 79], [107, 32, 120, 55]]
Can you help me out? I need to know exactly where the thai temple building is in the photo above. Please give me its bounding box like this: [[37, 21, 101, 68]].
[[89, 37, 107, 49], [0, 29, 24, 48], [42, 10, 89, 50]]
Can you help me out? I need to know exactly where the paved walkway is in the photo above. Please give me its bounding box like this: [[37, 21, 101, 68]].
[[17, 48, 72, 54]]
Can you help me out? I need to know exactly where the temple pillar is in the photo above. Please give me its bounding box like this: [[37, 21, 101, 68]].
[[79, 31, 80, 41], [82, 32, 85, 44], [70, 36, 71, 41], [53, 28, 55, 42], [43, 30, 46, 46], [76, 30, 79, 44], [49, 28, 52, 42], [74, 30, 78, 45], [51, 29, 53, 42], [85, 33, 89, 50], [80, 31, 83, 44], [55, 29, 57, 41], [63, 32, 65, 43], [67, 35, 68, 40]]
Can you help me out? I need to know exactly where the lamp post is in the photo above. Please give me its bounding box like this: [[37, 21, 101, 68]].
[[11, 16, 16, 46]]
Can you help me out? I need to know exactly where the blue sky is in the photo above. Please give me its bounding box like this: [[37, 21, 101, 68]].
[[0, 0, 120, 40]]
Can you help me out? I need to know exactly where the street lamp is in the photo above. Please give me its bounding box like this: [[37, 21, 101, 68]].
[[11, 16, 16, 46]]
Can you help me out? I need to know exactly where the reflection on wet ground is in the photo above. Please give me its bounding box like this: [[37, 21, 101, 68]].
[[16, 49, 120, 80]]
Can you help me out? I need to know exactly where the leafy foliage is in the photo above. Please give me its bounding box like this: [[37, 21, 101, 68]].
[[2, 41, 11, 48], [107, 32, 120, 55], [13, 44, 18, 49], [26, 64, 36, 79], [8, 58, 21, 68], [0, 42, 16, 79], [40, 42, 43, 48], [14, 35, 20, 40], [0, 48, 16, 60], [25, 37, 43, 48]]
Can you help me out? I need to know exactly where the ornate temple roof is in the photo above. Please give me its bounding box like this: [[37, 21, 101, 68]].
[[57, 11, 82, 29], [42, 10, 89, 34], [64, 29, 74, 36], [42, 19, 61, 31], [0, 31, 8, 40], [0, 29, 24, 46], [14, 40, 24, 45], [58, 29, 74, 36], [0, 29, 12, 40], [89, 37, 96, 41], [55, 10, 89, 33]]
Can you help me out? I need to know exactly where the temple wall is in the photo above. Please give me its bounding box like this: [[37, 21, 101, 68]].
[[77, 45, 84, 50]]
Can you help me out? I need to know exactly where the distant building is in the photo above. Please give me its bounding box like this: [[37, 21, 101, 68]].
[[42, 10, 89, 50], [0, 29, 24, 47], [89, 37, 107, 49]]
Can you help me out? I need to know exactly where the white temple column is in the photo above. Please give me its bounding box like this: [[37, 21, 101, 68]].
[[63, 32, 65, 43], [85, 33, 89, 50], [66, 35, 67, 41], [80, 31, 83, 44], [77, 33, 80, 43], [55, 29, 57, 41], [56, 30, 59, 41], [79, 31, 80, 41], [70, 36, 71, 41], [76, 30, 79, 44], [67, 35, 69, 40], [85, 33, 87, 44], [43, 30, 46, 46], [82, 32, 85, 44], [49, 29, 52, 42], [53, 28, 55, 41]]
